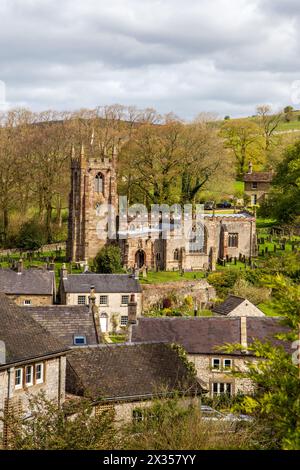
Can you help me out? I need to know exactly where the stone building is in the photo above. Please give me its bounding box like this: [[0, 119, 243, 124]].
[[59, 269, 142, 332], [67, 146, 257, 270], [0, 261, 56, 306], [243, 162, 273, 205], [0, 294, 68, 443], [66, 343, 204, 424], [130, 317, 290, 397], [213, 295, 265, 317]]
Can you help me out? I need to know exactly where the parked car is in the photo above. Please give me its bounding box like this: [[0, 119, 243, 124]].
[[204, 201, 215, 210], [216, 201, 232, 209], [200, 405, 253, 431]]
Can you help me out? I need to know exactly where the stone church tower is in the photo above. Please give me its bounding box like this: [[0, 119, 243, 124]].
[[67, 144, 118, 262]]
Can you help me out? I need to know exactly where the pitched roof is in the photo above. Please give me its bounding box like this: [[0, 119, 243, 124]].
[[61, 273, 142, 294], [0, 294, 67, 367], [243, 171, 273, 183], [0, 268, 55, 295], [131, 317, 290, 355], [213, 295, 245, 315], [66, 343, 203, 401], [22, 305, 98, 348]]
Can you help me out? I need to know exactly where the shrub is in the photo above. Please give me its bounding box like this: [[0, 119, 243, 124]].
[[15, 219, 47, 251], [94, 245, 123, 273]]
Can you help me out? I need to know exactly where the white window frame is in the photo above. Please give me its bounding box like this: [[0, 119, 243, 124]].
[[24, 299, 32, 306], [121, 295, 129, 306], [120, 316, 128, 326], [99, 295, 108, 306], [25, 365, 33, 387], [73, 335, 87, 346], [223, 358, 232, 370], [212, 382, 232, 396], [77, 295, 87, 305], [212, 358, 221, 370], [35, 363, 44, 384], [15, 368, 23, 390]]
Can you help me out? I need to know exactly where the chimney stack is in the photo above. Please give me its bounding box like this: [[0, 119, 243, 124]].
[[248, 162, 253, 174], [89, 286, 101, 344], [128, 294, 138, 324], [60, 263, 68, 280], [240, 317, 248, 353]]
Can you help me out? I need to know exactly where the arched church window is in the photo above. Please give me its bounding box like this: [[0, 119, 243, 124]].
[[174, 249, 179, 261], [95, 173, 104, 194], [188, 223, 207, 254]]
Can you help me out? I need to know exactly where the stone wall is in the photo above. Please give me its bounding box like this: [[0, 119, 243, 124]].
[[0, 356, 66, 438], [142, 279, 216, 311], [189, 353, 255, 396], [8, 294, 54, 307]]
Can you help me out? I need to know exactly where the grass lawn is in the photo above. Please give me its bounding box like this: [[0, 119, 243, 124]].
[[140, 270, 206, 284], [256, 217, 277, 229], [234, 180, 244, 194], [108, 334, 127, 343], [258, 301, 281, 317]]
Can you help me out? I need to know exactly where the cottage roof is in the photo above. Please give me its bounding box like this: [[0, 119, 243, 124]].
[[243, 171, 273, 183], [66, 343, 203, 401], [61, 273, 142, 294], [0, 294, 67, 368], [0, 268, 55, 295]]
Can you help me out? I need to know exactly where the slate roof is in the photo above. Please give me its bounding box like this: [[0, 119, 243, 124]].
[[213, 295, 245, 315], [66, 343, 203, 401], [0, 294, 68, 368], [0, 268, 55, 295], [61, 273, 142, 294], [22, 305, 98, 348], [243, 171, 273, 183], [131, 317, 290, 356]]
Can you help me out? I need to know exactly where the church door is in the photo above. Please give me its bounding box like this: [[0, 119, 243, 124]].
[[135, 250, 145, 269]]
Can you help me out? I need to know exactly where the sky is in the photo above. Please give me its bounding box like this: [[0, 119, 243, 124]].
[[0, 0, 300, 120]]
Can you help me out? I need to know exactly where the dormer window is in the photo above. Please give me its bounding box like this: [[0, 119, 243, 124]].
[[95, 173, 104, 194]]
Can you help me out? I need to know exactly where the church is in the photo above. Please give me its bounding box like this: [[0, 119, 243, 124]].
[[67, 145, 257, 271]]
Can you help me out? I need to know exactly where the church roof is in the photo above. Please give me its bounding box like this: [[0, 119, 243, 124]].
[[61, 273, 142, 294]]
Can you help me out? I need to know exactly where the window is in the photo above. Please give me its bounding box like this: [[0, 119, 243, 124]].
[[24, 299, 31, 306], [212, 382, 232, 396], [74, 335, 87, 346], [228, 233, 239, 248], [252, 182, 258, 189], [121, 295, 129, 305], [25, 366, 33, 386], [99, 295, 108, 306], [15, 368, 23, 390], [212, 358, 221, 370], [133, 408, 157, 423], [120, 316, 128, 326], [223, 359, 232, 370], [156, 252, 161, 261], [35, 363, 44, 384], [95, 173, 104, 194], [251, 194, 257, 205], [188, 224, 207, 254], [174, 249, 179, 261], [77, 295, 86, 305]]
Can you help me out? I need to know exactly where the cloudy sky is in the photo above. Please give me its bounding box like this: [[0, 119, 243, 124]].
[[0, 0, 299, 119]]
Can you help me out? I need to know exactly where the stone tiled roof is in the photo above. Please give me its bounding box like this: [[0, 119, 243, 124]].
[[0, 294, 68, 367], [0, 268, 55, 295], [66, 343, 203, 401], [243, 172, 273, 183], [131, 317, 290, 355], [61, 273, 142, 294], [22, 305, 98, 348], [213, 295, 245, 315]]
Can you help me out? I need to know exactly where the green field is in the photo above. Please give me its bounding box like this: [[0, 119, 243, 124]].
[[140, 270, 206, 284]]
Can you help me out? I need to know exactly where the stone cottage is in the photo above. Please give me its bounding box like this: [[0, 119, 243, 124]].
[[243, 163, 273, 205], [130, 317, 289, 397], [59, 268, 142, 332], [0, 294, 68, 444], [66, 342, 204, 424], [0, 260, 56, 306], [213, 295, 265, 317]]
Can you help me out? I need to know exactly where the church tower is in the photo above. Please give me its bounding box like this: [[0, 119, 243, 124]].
[[67, 144, 118, 262]]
